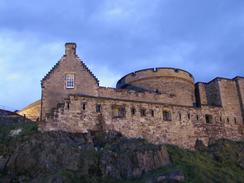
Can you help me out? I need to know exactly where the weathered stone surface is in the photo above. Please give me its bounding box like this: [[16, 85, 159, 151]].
[[36, 42, 244, 150], [4, 131, 170, 181], [41, 94, 244, 149]]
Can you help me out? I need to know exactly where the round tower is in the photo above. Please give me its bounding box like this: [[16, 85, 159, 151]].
[[116, 68, 195, 106]]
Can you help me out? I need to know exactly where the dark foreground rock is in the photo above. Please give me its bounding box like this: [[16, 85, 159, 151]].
[[1, 130, 170, 182]]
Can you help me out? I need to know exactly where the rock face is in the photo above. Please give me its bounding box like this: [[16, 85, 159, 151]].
[[3, 131, 170, 182]]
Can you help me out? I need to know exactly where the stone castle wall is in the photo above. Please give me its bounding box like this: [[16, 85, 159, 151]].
[[117, 68, 195, 106], [42, 94, 243, 149], [41, 43, 99, 120], [39, 43, 244, 149]]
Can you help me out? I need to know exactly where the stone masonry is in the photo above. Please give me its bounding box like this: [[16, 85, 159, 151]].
[[40, 43, 244, 149]]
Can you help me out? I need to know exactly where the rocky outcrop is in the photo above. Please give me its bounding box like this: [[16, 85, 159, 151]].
[[2, 131, 170, 182]]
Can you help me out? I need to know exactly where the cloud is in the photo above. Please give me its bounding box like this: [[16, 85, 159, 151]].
[[0, 30, 63, 110], [0, 0, 244, 110]]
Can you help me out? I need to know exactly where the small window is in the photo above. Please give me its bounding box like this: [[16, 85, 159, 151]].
[[112, 105, 126, 118], [196, 115, 199, 121], [205, 114, 213, 124], [131, 108, 136, 116], [187, 113, 191, 120], [150, 109, 154, 117], [140, 109, 146, 117], [163, 111, 172, 121], [220, 116, 222, 122], [227, 117, 230, 123], [178, 112, 181, 121], [65, 73, 75, 89], [234, 117, 237, 124], [96, 104, 101, 113], [66, 102, 70, 110], [82, 103, 86, 110]]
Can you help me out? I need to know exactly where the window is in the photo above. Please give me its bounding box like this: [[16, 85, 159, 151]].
[[196, 115, 199, 121], [96, 104, 101, 113], [234, 117, 237, 124], [131, 108, 136, 116], [220, 116, 222, 122], [140, 109, 146, 117], [82, 103, 86, 110], [205, 114, 213, 124], [187, 113, 191, 120], [66, 102, 70, 110], [163, 111, 172, 121], [227, 117, 230, 123], [178, 112, 181, 121], [150, 109, 154, 117], [65, 73, 75, 89], [112, 105, 126, 118]]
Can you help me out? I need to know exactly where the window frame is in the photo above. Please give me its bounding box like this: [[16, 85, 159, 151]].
[[65, 73, 75, 89]]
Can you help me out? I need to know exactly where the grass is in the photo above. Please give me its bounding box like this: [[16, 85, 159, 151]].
[[0, 121, 243, 182], [0, 122, 38, 155]]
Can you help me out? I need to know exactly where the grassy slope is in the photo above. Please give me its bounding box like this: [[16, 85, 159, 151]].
[[0, 122, 243, 183]]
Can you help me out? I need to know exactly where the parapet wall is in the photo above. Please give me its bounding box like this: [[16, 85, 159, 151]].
[[116, 68, 195, 106], [42, 95, 244, 149]]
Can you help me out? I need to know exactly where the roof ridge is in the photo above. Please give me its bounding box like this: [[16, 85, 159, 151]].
[[41, 56, 99, 87], [76, 57, 99, 85]]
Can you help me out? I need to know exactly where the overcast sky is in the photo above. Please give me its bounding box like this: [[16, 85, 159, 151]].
[[0, 0, 244, 110]]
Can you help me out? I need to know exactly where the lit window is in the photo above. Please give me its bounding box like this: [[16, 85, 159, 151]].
[[112, 105, 126, 118], [65, 74, 75, 88]]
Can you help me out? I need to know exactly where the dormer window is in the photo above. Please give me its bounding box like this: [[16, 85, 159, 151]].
[[65, 73, 75, 89]]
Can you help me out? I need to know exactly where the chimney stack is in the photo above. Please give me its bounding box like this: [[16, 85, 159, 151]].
[[65, 42, 76, 56]]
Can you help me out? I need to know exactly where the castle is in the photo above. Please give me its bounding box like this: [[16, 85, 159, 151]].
[[39, 42, 243, 149]]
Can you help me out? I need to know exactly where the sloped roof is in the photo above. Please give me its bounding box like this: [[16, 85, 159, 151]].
[[41, 55, 99, 87]]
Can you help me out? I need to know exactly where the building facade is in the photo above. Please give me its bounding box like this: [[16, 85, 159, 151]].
[[40, 43, 244, 149]]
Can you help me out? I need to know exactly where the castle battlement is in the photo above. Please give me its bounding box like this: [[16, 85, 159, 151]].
[[39, 43, 244, 149]]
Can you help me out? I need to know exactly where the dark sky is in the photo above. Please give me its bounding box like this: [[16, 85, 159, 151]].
[[0, 0, 244, 110]]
